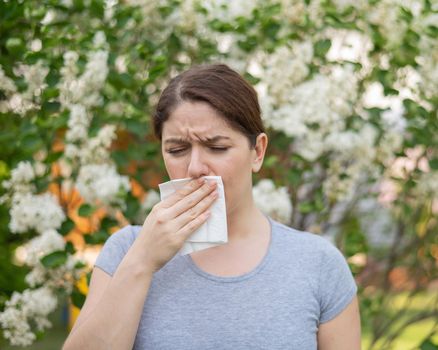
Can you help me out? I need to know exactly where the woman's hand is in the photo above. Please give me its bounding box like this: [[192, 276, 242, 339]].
[[137, 177, 218, 273]]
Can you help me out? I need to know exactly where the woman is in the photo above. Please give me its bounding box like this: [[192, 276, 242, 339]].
[[63, 64, 361, 349]]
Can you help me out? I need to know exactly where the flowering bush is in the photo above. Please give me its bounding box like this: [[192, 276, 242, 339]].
[[0, 0, 437, 348]]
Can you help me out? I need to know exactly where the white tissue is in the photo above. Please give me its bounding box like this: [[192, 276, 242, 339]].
[[158, 176, 228, 255]]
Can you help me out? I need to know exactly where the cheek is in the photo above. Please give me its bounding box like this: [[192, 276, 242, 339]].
[[163, 156, 187, 179]]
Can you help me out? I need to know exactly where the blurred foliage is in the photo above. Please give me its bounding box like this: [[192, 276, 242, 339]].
[[0, 0, 437, 348]]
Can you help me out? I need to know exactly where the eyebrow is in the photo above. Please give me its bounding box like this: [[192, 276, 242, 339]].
[[164, 135, 231, 145]]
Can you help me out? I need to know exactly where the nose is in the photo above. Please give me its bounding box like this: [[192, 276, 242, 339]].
[[187, 147, 209, 179]]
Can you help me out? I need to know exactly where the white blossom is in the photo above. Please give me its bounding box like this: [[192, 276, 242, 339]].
[[416, 172, 438, 199], [11, 161, 35, 184], [142, 189, 160, 212], [9, 193, 65, 234], [203, 0, 257, 20], [65, 104, 91, 142], [93, 31, 107, 48], [0, 65, 17, 97], [134, 189, 161, 224], [262, 65, 359, 162], [367, 0, 407, 49], [76, 164, 130, 206], [262, 42, 313, 105], [72, 124, 117, 164], [24, 229, 66, 266], [14, 61, 49, 98], [253, 179, 293, 224], [0, 287, 57, 346], [2, 161, 37, 200], [59, 49, 109, 109]]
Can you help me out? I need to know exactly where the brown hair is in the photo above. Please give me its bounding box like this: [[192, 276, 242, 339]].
[[153, 64, 265, 148]]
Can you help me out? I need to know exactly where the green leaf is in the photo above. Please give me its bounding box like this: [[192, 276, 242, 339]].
[[78, 204, 95, 217], [429, 159, 438, 170], [84, 230, 109, 245], [243, 72, 261, 85], [264, 155, 278, 168], [60, 218, 75, 236], [5, 37, 25, 55], [314, 39, 331, 58], [45, 151, 63, 164], [71, 289, 86, 309], [124, 192, 140, 221], [40, 250, 67, 268], [420, 339, 438, 350], [65, 242, 76, 255], [21, 134, 44, 152], [100, 217, 119, 230], [298, 202, 314, 214]]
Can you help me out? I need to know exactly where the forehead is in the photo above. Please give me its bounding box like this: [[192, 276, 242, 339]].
[[162, 101, 240, 139]]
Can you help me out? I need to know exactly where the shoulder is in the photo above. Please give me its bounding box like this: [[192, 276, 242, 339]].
[[94, 224, 142, 276], [269, 217, 340, 260], [104, 224, 142, 250]]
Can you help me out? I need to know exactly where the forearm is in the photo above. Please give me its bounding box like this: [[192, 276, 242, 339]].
[[63, 252, 154, 350]]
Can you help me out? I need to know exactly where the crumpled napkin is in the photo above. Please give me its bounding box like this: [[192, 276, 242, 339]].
[[158, 176, 228, 255]]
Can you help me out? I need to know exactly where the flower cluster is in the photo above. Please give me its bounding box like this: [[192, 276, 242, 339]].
[[0, 61, 49, 116], [0, 157, 85, 344], [59, 48, 109, 109], [58, 32, 131, 209], [9, 193, 66, 234], [0, 287, 58, 346], [76, 164, 130, 207], [253, 179, 293, 224]]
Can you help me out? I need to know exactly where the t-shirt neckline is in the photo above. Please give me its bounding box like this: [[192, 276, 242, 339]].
[[183, 215, 275, 283]]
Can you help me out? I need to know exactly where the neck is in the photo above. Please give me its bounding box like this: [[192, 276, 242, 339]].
[[226, 201, 268, 243]]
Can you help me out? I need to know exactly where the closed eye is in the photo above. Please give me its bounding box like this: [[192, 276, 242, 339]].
[[166, 147, 229, 155], [166, 148, 186, 154], [209, 147, 229, 152]]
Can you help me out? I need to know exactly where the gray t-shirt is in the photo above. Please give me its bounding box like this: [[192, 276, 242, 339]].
[[95, 216, 357, 350]]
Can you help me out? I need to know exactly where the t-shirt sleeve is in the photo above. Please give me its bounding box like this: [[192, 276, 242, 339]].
[[94, 225, 137, 276], [318, 243, 358, 324]]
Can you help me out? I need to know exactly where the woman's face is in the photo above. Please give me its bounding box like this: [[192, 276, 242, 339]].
[[161, 101, 266, 216]]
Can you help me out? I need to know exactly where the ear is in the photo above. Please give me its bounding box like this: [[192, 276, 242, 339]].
[[252, 133, 268, 173]]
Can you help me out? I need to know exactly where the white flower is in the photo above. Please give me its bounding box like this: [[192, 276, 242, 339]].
[[76, 164, 130, 206], [367, 0, 407, 49], [416, 172, 438, 199], [253, 179, 293, 224], [203, 0, 257, 20], [9, 193, 65, 234], [0, 307, 35, 346], [326, 29, 373, 66], [262, 42, 313, 105], [0, 287, 57, 346], [115, 55, 127, 73], [25, 266, 46, 287], [0, 65, 17, 95], [66, 104, 91, 142], [14, 61, 49, 98], [24, 229, 66, 266], [96, 125, 117, 148], [59, 49, 108, 108], [331, 0, 367, 11], [11, 161, 35, 183], [73, 125, 117, 164], [134, 189, 161, 224], [142, 189, 160, 212], [93, 31, 107, 48]]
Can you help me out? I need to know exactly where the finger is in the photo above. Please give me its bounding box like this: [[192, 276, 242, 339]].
[[177, 210, 211, 239], [169, 180, 217, 219], [160, 178, 205, 209], [173, 188, 218, 231]]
